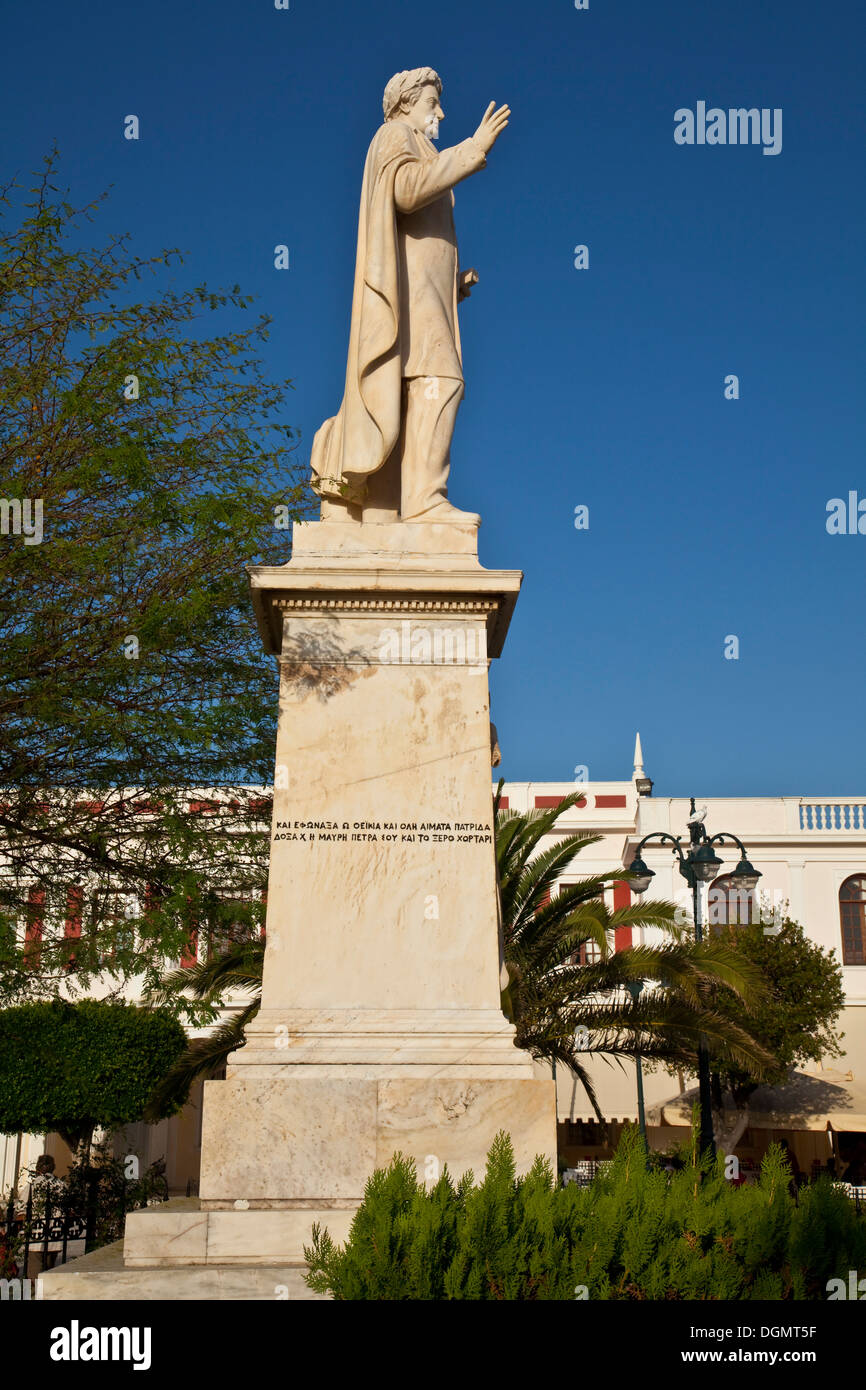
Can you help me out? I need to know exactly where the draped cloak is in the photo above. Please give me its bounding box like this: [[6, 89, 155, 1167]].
[[310, 120, 486, 504]]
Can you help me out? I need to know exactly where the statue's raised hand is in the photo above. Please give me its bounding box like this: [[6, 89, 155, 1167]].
[[472, 101, 510, 154]]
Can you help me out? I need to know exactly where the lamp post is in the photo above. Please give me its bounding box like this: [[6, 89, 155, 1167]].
[[626, 978, 647, 1148], [626, 798, 762, 1160]]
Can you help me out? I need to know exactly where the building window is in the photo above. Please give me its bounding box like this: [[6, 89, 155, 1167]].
[[95, 889, 139, 963], [558, 884, 602, 964], [206, 888, 260, 960], [840, 875, 866, 966], [707, 874, 756, 931], [574, 939, 601, 965]]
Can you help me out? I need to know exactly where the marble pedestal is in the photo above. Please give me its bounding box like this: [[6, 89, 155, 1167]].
[[44, 520, 556, 1297]]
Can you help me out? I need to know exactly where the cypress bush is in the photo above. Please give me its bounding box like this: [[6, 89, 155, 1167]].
[[304, 1127, 866, 1300]]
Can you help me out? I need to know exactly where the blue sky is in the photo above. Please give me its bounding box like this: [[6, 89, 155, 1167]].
[[4, 0, 864, 796]]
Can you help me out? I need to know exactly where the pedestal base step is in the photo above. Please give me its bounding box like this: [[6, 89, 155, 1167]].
[[123, 1200, 357, 1268], [39, 1240, 327, 1301]]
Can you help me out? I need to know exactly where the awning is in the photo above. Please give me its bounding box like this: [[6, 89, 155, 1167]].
[[554, 1058, 652, 1124], [647, 1069, 866, 1133]]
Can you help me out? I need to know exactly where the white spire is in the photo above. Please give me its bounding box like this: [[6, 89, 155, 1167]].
[[633, 731, 645, 779]]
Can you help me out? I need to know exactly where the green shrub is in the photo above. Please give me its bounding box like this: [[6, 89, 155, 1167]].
[[0, 999, 188, 1150], [304, 1127, 866, 1300]]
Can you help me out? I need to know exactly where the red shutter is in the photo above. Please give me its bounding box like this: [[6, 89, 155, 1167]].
[[64, 885, 84, 970], [180, 927, 198, 968], [595, 795, 627, 808], [24, 886, 45, 967], [497, 796, 509, 810], [613, 880, 632, 951], [179, 890, 199, 967], [144, 881, 165, 946]]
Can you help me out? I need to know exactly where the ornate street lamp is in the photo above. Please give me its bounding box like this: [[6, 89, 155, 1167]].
[[626, 798, 762, 1159]]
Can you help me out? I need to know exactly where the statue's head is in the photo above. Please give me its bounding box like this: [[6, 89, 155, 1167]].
[[383, 68, 444, 139]]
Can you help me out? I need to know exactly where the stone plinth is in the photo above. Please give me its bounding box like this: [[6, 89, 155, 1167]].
[[44, 520, 556, 1296], [39, 1228, 327, 1301]]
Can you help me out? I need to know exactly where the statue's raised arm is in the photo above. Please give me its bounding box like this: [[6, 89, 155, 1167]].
[[310, 68, 510, 527]]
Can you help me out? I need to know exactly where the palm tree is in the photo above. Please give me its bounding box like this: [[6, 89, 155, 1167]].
[[494, 786, 774, 1118], [143, 940, 263, 1119], [148, 790, 775, 1120]]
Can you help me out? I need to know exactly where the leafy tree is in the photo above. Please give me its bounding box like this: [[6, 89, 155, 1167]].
[[701, 911, 845, 1152], [0, 153, 310, 1002], [495, 788, 775, 1116], [304, 1126, 866, 1300], [0, 999, 188, 1153]]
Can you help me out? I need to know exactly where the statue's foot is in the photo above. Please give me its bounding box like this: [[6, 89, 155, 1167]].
[[402, 500, 480, 527]]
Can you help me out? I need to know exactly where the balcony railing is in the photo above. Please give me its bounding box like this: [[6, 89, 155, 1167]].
[[799, 802, 866, 832]]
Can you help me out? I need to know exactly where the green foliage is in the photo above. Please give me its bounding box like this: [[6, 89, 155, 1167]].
[[494, 786, 775, 1116], [708, 915, 845, 1095], [304, 1127, 866, 1300], [0, 152, 310, 1002], [0, 999, 188, 1148]]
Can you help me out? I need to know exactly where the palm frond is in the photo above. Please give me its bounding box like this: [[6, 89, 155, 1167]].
[[145, 938, 264, 1006], [143, 999, 260, 1118], [495, 792, 776, 1116]]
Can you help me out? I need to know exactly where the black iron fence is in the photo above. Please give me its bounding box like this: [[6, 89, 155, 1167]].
[[561, 1163, 866, 1211], [834, 1182, 866, 1214], [0, 1170, 169, 1279]]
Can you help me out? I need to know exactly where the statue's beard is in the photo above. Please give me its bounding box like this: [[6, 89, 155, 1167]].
[[424, 116, 440, 140]]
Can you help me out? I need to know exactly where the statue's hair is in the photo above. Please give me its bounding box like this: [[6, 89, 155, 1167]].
[[383, 68, 441, 121]]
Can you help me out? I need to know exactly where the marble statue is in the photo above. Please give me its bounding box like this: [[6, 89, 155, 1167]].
[[310, 68, 510, 526]]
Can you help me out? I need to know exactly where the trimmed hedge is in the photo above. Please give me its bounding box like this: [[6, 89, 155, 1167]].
[[0, 999, 188, 1148]]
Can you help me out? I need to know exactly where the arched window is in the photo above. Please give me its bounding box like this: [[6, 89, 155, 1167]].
[[707, 874, 756, 932], [573, 938, 602, 966], [840, 876, 866, 965]]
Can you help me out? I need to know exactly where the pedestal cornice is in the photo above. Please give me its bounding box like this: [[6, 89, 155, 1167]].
[[248, 521, 522, 657]]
